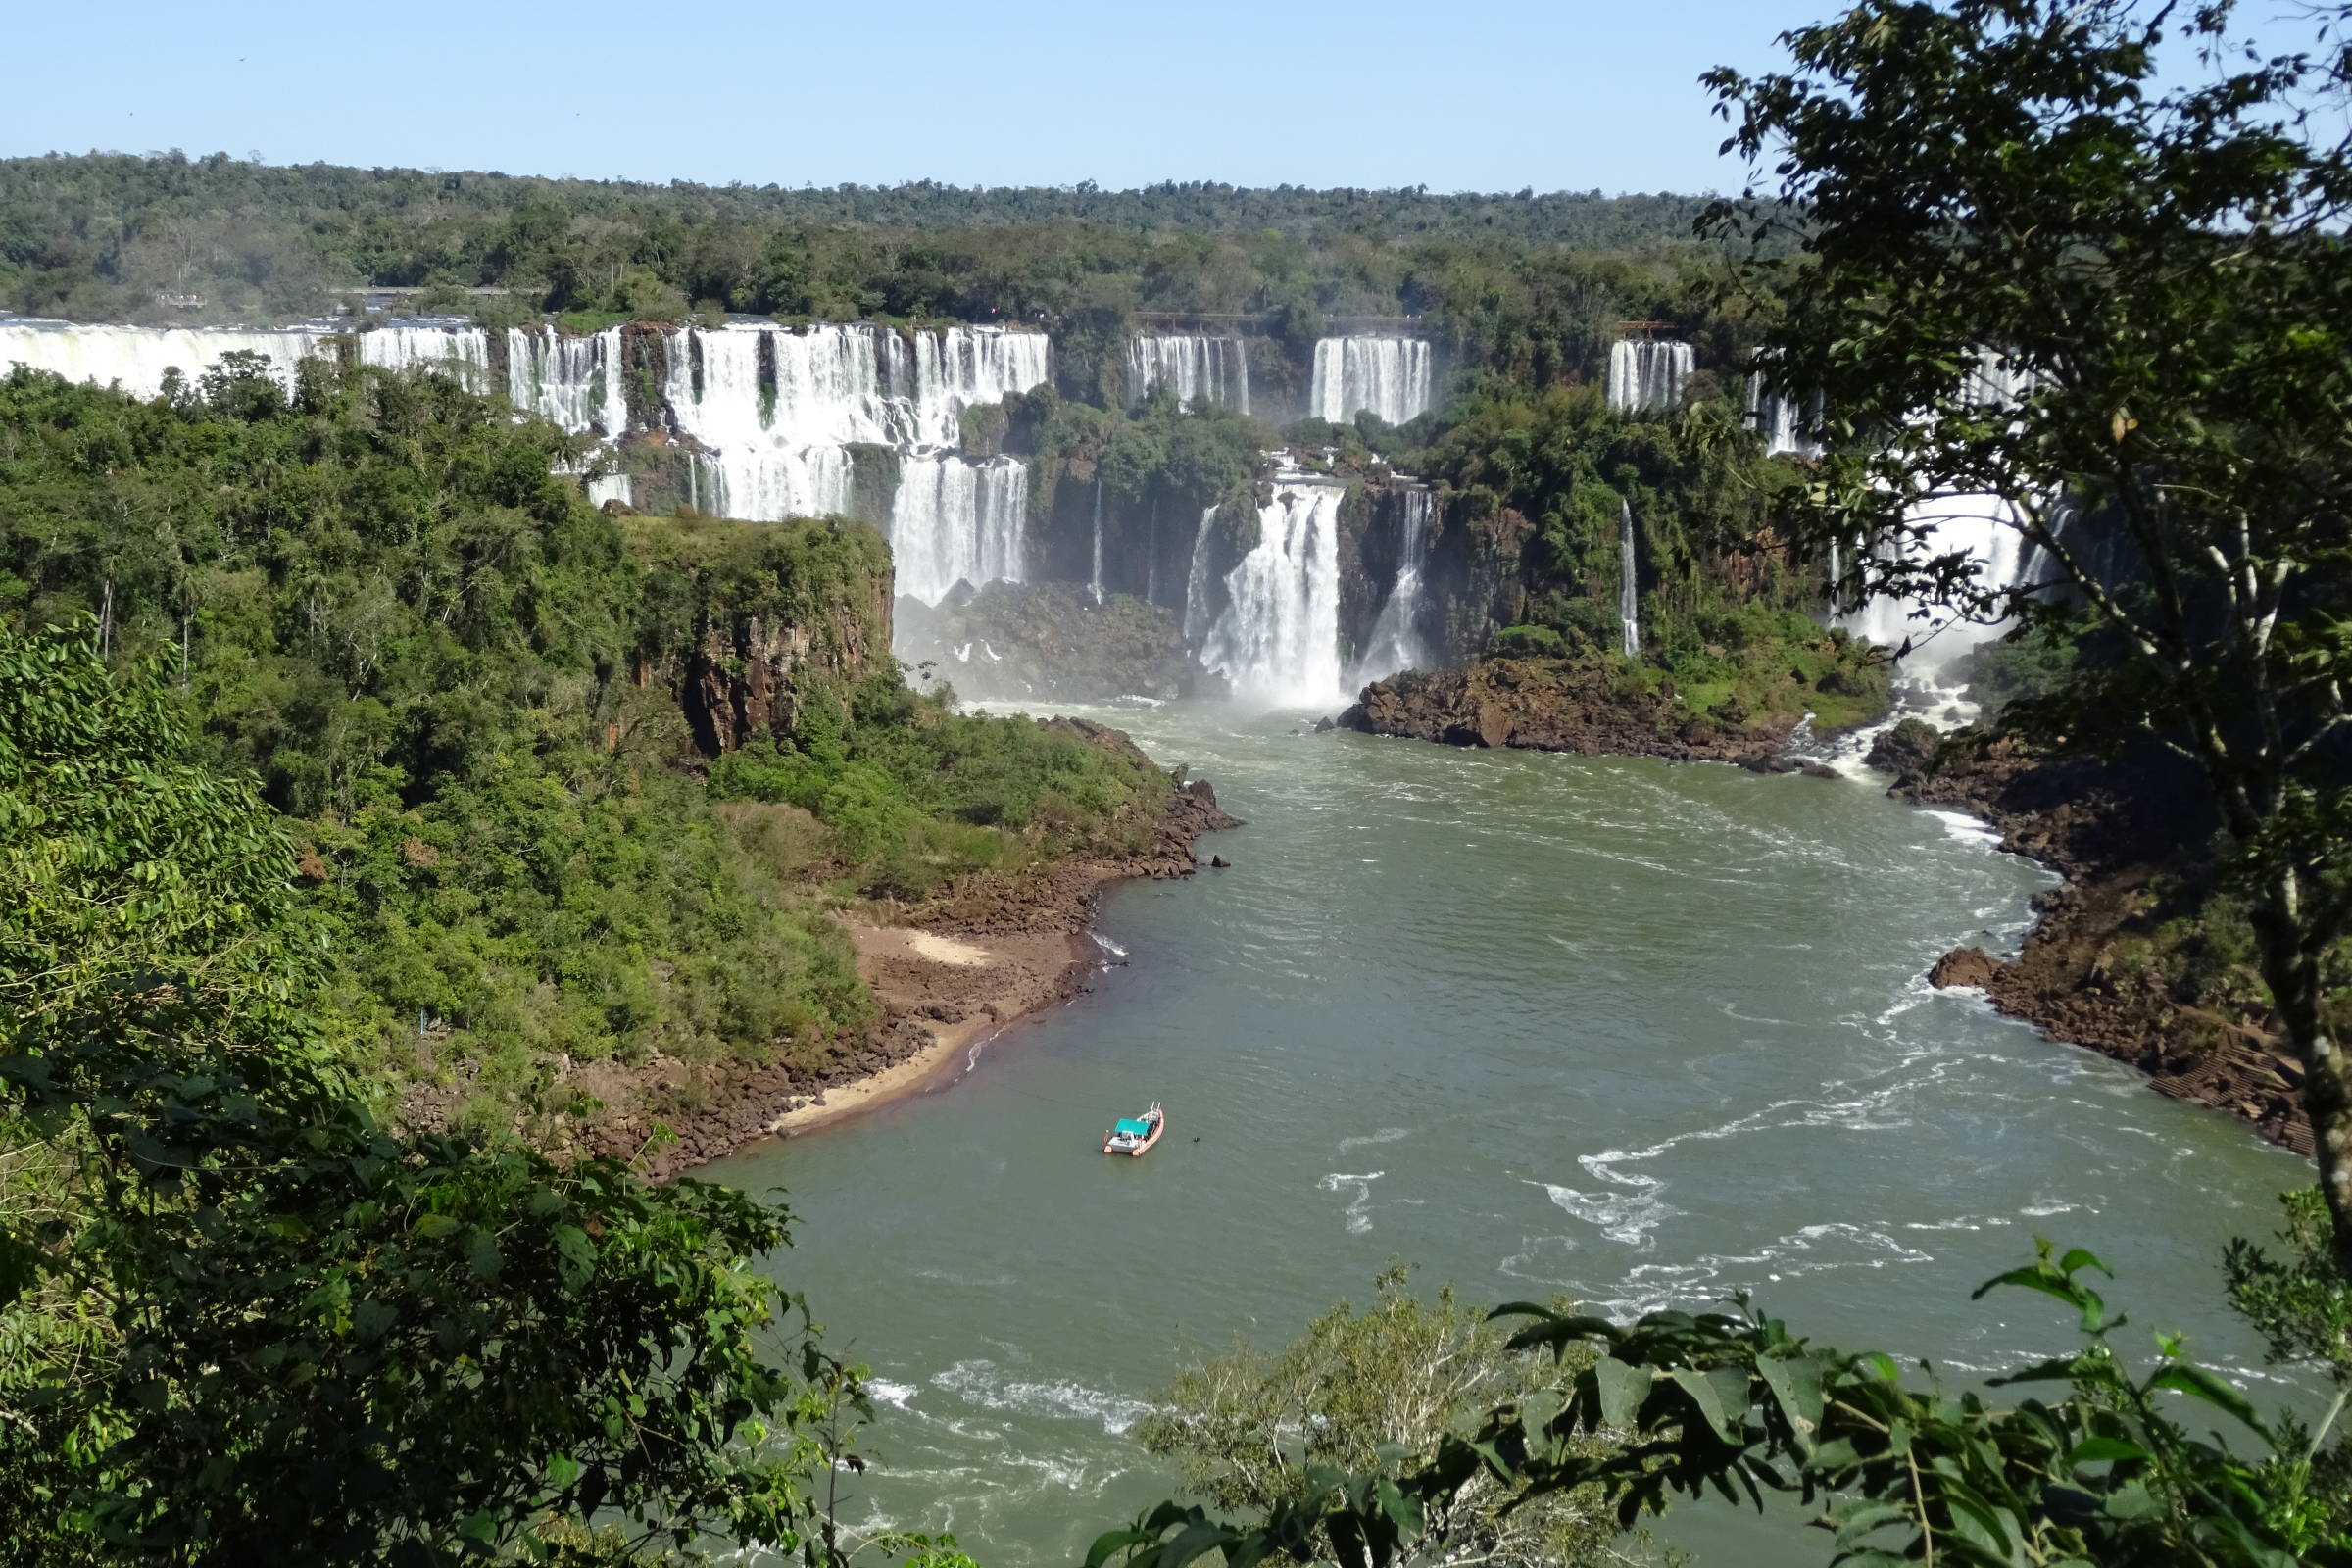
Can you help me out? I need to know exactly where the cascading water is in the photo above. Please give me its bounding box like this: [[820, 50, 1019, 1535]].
[[688, 446, 858, 525], [1089, 479, 1105, 604], [1183, 506, 1221, 648], [1838, 352, 2052, 700], [508, 325, 626, 435], [1309, 336, 1435, 425], [1126, 336, 1250, 413], [0, 318, 493, 399], [356, 323, 492, 387], [1619, 499, 1642, 658], [1744, 372, 1822, 458], [1839, 493, 2041, 680], [1200, 477, 1347, 707], [892, 455, 1030, 606], [1606, 340, 1693, 415], [1351, 488, 1436, 685], [656, 322, 1052, 600]]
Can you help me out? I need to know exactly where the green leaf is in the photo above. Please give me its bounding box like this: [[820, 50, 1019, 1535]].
[[1593, 1357, 1648, 1429], [2060, 1436, 2154, 1468], [2144, 1363, 2270, 1439], [1830, 1499, 1911, 1548], [1669, 1366, 1736, 1441]]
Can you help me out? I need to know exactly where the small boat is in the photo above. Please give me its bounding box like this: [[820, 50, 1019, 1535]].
[[1102, 1102, 1165, 1156]]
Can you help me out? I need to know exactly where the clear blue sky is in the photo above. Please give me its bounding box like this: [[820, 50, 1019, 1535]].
[[2, 0, 2332, 194]]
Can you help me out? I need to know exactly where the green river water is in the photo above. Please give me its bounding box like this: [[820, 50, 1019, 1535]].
[[702, 701, 2305, 1566]]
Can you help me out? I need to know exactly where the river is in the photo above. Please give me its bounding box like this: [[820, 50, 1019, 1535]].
[[702, 701, 2305, 1565]]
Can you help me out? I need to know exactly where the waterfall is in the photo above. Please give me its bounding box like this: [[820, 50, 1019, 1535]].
[[508, 325, 626, 435], [1183, 505, 1220, 647], [688, 446, 857, 523], [1126, 335, 1250, 412], [1310, 336, 1435, 425], [1618, 499, 1642, 659], [658, 322, 1052, 592], [1838, 351, 2054, 683], [1200, 479, 1347, 707], [1352, 488, 1435, 685], [891, 455, 1029, 605], [585, 473, 633, 508], [1146, 497, 1160, 606], [356, 323, 492, 388], [0, 318, 492, 399], [1743, 371, 1821, 458], [1838, 493, 2040, 680], [1606, 340, 1693, 414], [1089, 479, 1105, 604], [906, 326, 1054, 448]]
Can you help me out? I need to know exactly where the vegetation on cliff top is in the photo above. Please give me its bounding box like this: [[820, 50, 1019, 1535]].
[[0, 359, 1171, 1137]]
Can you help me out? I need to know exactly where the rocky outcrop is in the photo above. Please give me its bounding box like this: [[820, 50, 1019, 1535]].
[[897, 580, 1227, 704], [1879, 729, 2310, 1154], [1929, 946, 2003, 989], [1340, 657, 1788, 761]]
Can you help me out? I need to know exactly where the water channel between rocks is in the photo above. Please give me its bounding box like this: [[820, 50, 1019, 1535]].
[[702, 701, 2304, 1567]]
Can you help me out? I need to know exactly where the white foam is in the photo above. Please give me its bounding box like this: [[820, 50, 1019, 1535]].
[[931, 1359, 1152, 1437], [867, 1378, 919, 1407], [1337, 1127, 1410, 1152], [1318, 1170, 1386, 1234], [1924, 809, 2004, 846]]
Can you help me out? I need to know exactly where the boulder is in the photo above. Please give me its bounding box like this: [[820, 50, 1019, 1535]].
[[1928, 946, 2004, 989]]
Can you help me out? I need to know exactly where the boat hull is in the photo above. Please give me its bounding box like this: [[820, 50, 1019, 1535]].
[[1102, 1112, 1165, 1156]]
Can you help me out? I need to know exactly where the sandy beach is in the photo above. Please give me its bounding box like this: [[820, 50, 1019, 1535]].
[[764, 922, 1099, 1137]]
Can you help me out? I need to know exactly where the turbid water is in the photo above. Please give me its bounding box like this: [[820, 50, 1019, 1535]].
[[704, 702, 2305, 1565]]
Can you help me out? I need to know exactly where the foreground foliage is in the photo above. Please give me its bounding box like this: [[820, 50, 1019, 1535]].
[[1099, 1240, 2350, 1568], [1138, 1270, 1626, 1568], [0, 622, 850, 1562]]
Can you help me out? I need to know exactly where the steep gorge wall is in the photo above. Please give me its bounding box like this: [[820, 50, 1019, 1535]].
[[625, 516, 896, 755]]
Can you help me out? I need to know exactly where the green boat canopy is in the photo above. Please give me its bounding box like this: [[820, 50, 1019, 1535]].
[[1114, 1118, 1153, 1137]]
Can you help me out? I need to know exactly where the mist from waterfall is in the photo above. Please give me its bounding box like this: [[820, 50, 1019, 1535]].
[[1200, 478, 1347, 707], [1352, 488, 1436, 685], [1619, 499, 1642, 658], [1310, 336, 1435, 425], [1606, 340, 1693, 415], [892, 455, 1030, 606], [1127, 336, 1250, 412]]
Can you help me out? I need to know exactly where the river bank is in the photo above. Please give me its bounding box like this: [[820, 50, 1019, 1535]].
[[570, 754, 1238, 1181], [1872, 722, 2315, 1155]]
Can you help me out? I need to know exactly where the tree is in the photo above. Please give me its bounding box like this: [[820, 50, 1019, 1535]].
[[1698, 0, 2352, 1255], [0, 620, 843, 1564], [1135, 1269, 1628, 1568], [1095, 1246, 2346, 1568]]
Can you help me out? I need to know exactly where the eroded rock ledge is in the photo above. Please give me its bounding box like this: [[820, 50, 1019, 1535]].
[[1891, 726, 2310, 1155], [1339, 658, 1797, 762]]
